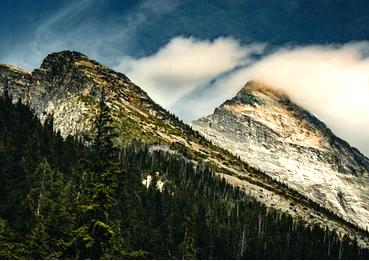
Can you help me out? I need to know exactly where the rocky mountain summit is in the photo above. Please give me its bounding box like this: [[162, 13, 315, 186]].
[[191, 81, 369, 230], [0, 51, 187, 143], [2, 51, 369, 247]]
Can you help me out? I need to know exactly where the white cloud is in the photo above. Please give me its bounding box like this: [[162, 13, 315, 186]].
[[116, 37, 369, 156], [114, 37, 264, 108], [201, 42, 369, 155]]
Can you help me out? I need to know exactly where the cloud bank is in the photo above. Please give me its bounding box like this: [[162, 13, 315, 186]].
[[213, 42, 369, 155], [115, 37, 264, 108], [116, 38, 369, 156]]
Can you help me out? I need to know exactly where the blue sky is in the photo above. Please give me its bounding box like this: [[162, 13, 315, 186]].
[[2, 0, 369, 154], [2, 0, 369, 70]]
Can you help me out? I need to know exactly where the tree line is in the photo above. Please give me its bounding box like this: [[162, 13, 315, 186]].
[[0, 90, 368, 259]]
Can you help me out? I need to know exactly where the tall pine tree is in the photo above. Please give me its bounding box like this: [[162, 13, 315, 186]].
[[75, 90, 120, 259]]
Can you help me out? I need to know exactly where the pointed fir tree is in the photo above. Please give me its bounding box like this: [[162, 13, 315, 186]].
[[75, 90, 121, 259]]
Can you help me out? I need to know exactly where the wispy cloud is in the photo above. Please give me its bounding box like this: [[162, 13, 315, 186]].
[[115, 36, 264, 110], [218, 42, 369, 155], [0, 0, 178, 71], [115, 36, 369, 156], [1, 0, 93, 70]]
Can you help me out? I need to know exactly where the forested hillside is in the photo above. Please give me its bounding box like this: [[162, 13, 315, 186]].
[[0, 91, 368, 259]]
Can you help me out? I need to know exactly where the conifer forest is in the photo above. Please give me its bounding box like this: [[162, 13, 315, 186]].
[[0, 91, 369, 259]]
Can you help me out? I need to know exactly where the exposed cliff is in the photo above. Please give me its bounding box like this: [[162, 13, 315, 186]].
[[191, 81, 369, 229]]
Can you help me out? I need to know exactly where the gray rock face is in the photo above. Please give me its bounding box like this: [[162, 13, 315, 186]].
[[0, 51, 175, 143], [0, 64, 31, 102], [191, 81, 369, 229], [1, 51, 106, 137]]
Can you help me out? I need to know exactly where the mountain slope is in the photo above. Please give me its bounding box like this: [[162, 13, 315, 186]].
[[1, 51, 189, 143], [191, 81, 369, 230], [2, 96, 368, 259], [1, 51, 369, 248]]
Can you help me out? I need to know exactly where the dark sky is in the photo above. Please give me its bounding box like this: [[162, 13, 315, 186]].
[[1, 0, 369, 70]]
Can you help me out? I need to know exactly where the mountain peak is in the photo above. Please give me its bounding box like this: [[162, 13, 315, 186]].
[[42, 50, 88, 62], [39, 50, 93, 71], [232, 80, 289, 106], [0, 50, 165, 141], [192, 82, 369, 229]]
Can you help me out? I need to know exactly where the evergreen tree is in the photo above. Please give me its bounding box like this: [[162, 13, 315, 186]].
[[179, 215, 198, 259], [75, 90, 120, 259], [0, 218, 25, 259]]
